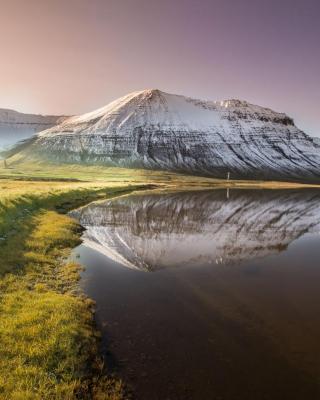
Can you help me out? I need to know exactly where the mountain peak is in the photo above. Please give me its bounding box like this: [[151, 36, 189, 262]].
[[142, 88, 162, 95]]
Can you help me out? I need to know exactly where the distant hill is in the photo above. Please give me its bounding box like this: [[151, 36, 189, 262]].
[[0, 108, 69, 155]]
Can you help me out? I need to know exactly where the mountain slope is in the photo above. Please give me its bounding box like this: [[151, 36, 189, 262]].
[[15, 89, 320, 181], [0, 108, 69, 153]]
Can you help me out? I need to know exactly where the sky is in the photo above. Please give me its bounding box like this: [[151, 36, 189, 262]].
[[0, 0, 319, 136]]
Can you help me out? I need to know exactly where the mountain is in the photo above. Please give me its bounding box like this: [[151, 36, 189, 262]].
[[13, 89, 320, 181], [0, 108, 69, 154], [70, 190, 320, 271]]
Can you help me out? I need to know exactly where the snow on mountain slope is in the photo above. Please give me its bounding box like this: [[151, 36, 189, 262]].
[[18, 89, 320, 181], [71, 190, 320, 271], [0, 108, 69, 153]]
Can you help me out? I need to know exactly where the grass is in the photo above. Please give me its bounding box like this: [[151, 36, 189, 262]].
[[0, 180, 151, 399], [2, 156, 320, 189]]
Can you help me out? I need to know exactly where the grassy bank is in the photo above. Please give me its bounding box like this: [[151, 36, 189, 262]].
[[0, 180, 150, 399], [2, 156, 320, 189]]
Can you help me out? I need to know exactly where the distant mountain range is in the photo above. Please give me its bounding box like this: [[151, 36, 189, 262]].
[[6, 89, 320, 181], [0, 108, 69, 153]]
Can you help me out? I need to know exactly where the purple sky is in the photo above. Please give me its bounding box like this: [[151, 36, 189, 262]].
[[0, 0, 319, 136]]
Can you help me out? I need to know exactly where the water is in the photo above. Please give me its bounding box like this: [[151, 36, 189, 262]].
[[71, 189, 320, 399]]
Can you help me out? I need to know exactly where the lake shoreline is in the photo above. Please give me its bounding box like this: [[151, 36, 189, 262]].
[[0, 181, 154, 399]]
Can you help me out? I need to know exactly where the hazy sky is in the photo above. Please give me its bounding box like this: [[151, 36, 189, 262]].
[[0, 0, 319, 136]]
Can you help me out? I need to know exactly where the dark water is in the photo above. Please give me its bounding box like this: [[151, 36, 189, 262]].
[[71, 189, 320, 399]]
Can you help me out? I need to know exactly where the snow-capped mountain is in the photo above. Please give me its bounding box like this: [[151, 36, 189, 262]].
[[17, 89, 320, 181], [0, 108, 69, 153], [71, 190, 320, 271]]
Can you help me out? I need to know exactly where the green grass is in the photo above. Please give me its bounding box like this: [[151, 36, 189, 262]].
[[2, 156, 319, 189], [0, 181, 150, 399]]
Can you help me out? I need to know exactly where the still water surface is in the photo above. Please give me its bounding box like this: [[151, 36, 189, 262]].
[[71, 189, 320, 399]]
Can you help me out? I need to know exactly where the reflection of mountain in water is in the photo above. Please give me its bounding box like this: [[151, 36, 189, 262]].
[[71, 190, 320, 271]]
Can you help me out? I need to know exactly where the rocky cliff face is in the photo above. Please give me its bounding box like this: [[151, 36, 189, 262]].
[[20, 89, 320, 181], [71, 190, 320, 271], [0, 108, 69, 153]]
